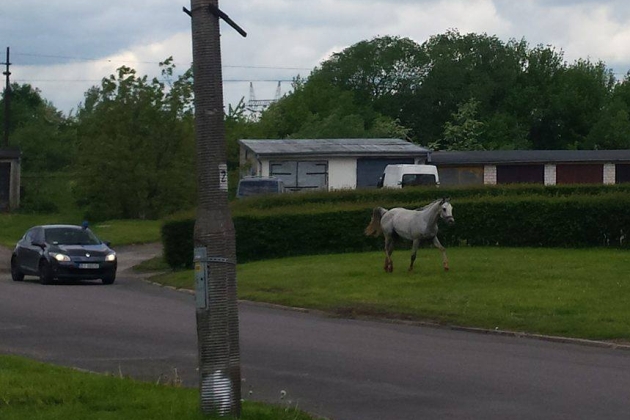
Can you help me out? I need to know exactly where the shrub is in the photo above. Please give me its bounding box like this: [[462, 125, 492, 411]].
[[229, 183, 630, 215], [161, 219, 195, 268], [162, 186, 630, 268]]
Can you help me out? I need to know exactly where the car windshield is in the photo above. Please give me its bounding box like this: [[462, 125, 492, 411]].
[[238, 180, 281, 197], [44, 227, 101, 245], [401, 174, 437, 187]]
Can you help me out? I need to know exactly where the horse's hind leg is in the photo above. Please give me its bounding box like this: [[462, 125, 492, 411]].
[[384, 236, 394, 273], [433, 236, 449, 271], [409, 239, 420, 272]]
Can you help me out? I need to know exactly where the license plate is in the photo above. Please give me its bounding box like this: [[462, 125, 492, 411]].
[[79, 263, 99, 269]]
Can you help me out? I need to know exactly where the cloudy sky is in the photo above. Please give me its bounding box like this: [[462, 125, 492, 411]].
[[2, 0, 630, 116]]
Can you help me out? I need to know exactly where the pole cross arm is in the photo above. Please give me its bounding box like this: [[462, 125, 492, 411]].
[[182, 5, 247, 37]]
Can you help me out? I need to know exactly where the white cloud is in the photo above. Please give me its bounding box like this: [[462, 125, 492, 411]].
[[3, 0, 630, 114], [386, 0, 509, 40]]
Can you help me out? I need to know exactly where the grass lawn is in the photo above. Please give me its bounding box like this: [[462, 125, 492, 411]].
[[0, 214, 162, 248], [0, 355, 318, 420], [145, 247, 630, 341]]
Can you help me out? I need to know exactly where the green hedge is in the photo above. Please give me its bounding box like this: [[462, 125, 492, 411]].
[[229, 183, 630, 214], [161, 219, 195, 268], [162, 193, 630, 268], [438, 195, 630, 247]]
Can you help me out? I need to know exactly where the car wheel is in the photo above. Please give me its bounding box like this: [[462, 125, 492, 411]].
[[39, 260, 54, 285], [101, 272, 116, 285], [10, 257, 24, 282]]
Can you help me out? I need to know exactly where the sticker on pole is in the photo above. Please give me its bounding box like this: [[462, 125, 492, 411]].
[[219, 164, 228, 191]]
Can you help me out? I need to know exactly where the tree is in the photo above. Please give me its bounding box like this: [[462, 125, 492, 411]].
[[586, 104, 630, 149], [586, 72, 630, 149], [526, 58, 615, 149], [408, 30, 526, 146], [313, 36, 425, 116], [586, 76, 630, 149], [256, 74, 410, 140], [431, 98, 485, 151], [74, 62, 196, 220], [225, 97, 263, 170], [252, 31, 623, 151], [0, 83, 76, 172]]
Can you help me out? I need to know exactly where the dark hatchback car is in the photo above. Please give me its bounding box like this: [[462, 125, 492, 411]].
[[11, 224, 117, 285]]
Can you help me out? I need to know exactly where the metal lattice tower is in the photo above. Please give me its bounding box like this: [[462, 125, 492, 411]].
[[247, 81, 281, 117]]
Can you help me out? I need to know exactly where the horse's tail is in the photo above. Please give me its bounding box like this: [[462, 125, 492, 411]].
[[365, 207, 387, 237]]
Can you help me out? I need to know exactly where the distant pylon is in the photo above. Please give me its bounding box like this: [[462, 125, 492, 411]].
[[248, 82, 256, 102], [247, 81, 281, 118], [274, 81, 281, 101]]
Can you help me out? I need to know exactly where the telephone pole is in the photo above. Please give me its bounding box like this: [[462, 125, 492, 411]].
[[187, 1, 246, 417], [2, 47, 10, 148]]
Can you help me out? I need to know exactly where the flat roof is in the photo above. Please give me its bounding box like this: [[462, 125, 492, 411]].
[[431, 150, 630, 165], [239, 138, 430, 158], [0, 149, 21, 160]]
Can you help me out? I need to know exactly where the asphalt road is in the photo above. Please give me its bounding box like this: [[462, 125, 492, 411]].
[[2, 246, 630, 419]]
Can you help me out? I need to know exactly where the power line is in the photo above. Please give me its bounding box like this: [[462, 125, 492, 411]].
[[224, 65, 310, 70], [13, 78, 294, 83], [13, 52, 312, 70]]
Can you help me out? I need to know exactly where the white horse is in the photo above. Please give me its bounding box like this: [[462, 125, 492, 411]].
[[365, 198, 455, 273]]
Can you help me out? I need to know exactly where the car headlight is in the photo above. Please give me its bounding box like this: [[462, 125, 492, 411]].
[[50, 252, 71, 262], [105, 253, 116, 262]]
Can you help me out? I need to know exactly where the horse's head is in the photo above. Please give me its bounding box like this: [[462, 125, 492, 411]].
[[440, 198, 455, 225]]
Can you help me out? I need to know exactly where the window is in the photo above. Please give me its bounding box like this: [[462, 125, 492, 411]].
[[44, 227, 101, 245], [401, 174, 437, 187]]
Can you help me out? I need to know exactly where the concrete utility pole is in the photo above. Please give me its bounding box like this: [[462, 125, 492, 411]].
[[187, 1, 246, 417], [2, 47, 11, 148]]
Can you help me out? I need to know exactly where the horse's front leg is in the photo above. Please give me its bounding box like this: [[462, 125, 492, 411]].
[[384, 236, 394, 273], [408, 239, 420, 272], [433, 236, 449, 271]]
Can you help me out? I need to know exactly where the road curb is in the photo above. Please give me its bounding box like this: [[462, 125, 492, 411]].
[[137, 276, 630, 352]]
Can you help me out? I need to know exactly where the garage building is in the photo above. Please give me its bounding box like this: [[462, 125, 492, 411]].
[[0, 148, 20, 211], [239, 138, 431, 191], [431, 150, 630, 186]]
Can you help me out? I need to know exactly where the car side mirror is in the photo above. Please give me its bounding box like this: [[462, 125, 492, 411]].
[[32, 241, 45, 248]]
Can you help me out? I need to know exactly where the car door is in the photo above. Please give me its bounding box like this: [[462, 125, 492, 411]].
[[19, 228, 44, 274]]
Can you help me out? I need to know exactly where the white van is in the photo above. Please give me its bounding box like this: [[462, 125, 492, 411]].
[[377, 164, 440, 188]]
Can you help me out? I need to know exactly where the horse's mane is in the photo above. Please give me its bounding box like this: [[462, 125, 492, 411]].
[[414, 198, 442, 211]]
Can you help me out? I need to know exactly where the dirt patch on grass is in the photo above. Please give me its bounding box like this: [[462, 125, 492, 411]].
[[331, 305, 419, 322]]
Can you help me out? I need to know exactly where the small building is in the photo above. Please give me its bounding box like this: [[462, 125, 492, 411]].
[[432, 150, 630, 186], [239, 138, 431, 191], [0, 148, 21, 211]]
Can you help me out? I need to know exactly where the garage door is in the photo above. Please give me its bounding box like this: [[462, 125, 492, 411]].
[[356, 158, 414, 188], [270, 161, 328, 191], [496, 165, 544, 184], [556, 164, 603, 184], [439, 166, 484, 186], [616, 164, 630, 183]]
